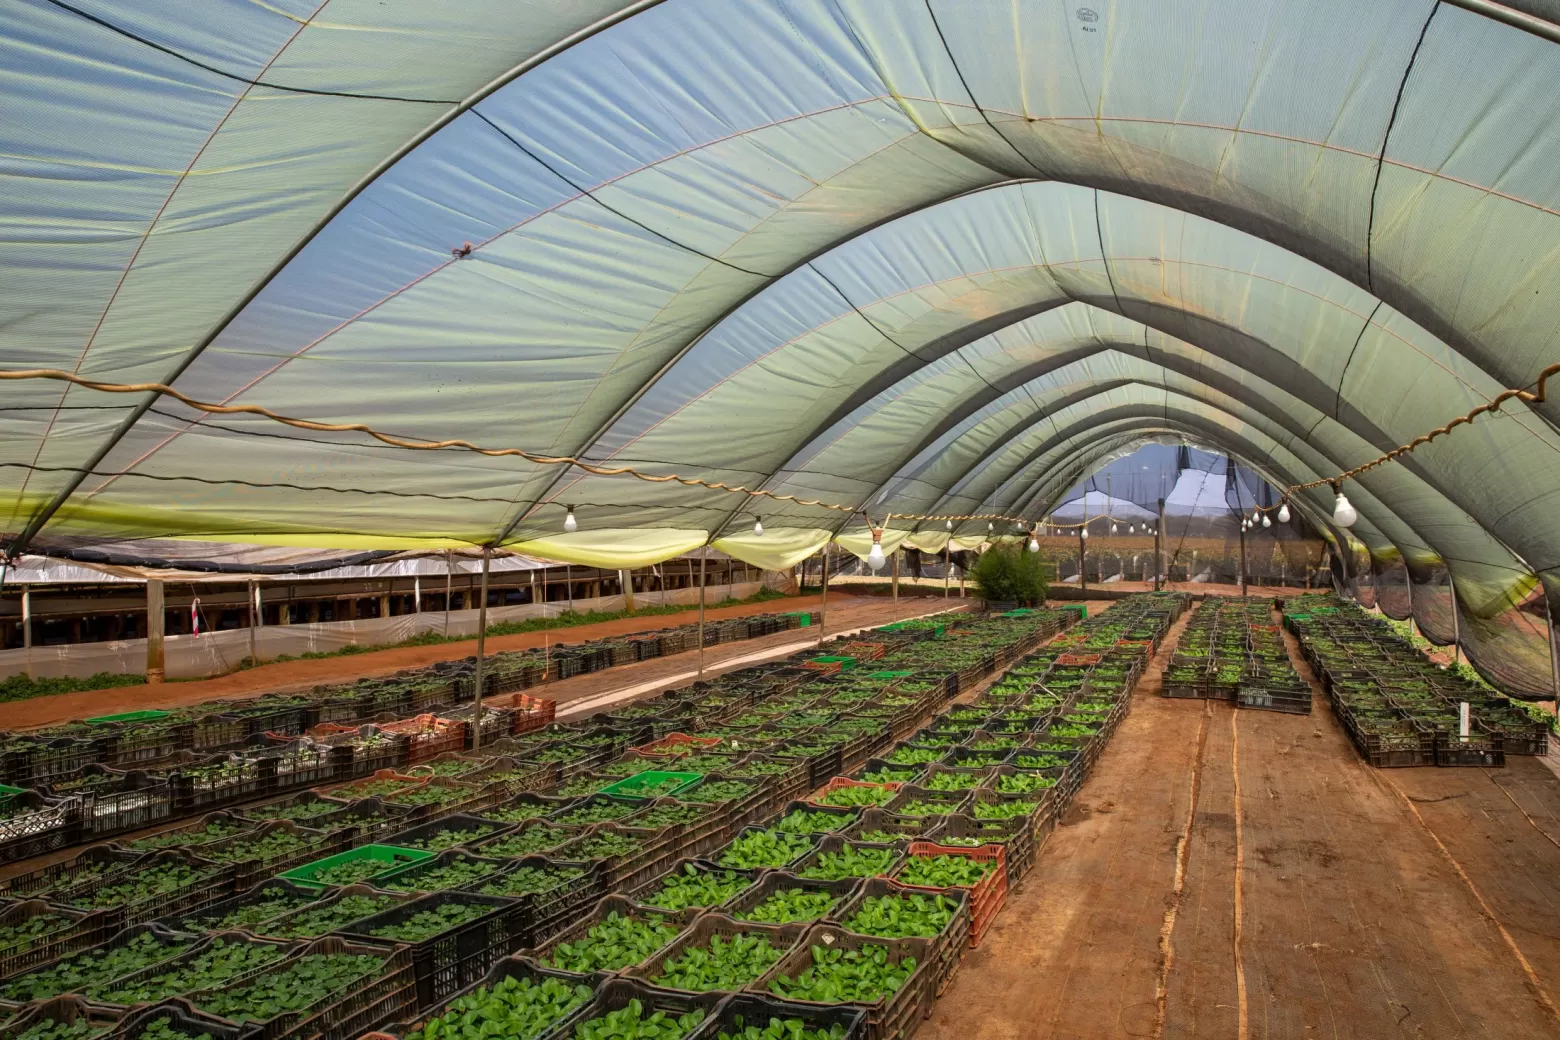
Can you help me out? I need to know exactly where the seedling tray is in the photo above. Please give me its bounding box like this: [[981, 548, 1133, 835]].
[[379, 814, 515, 854], [596, 770, 703, 800], [112, 997, 249, 1040], [792, 834, 908, 883], [0, 843, 142, 902], [700, 993, 867, 1040], [375, 955, 603, 1040], [0, 995, 121, 1040], [893, 842, 1007, 946], [183, 936, 416, 1040], [278, 844, 433, 890], [561, 978, 725, 1038], [0, 924, 194, 1011], [0, 900, 113, 985], [157, 878, 325, 935], [525, 895, 697, 974], [722, 872, 861, 926], [371, 851, 508, 895], [462, 856, 607, 947], [626, 912, 805, 996], [830, 878, 972, 996], [85, 930, 305, 1011], [747, 924, 933, 1040], [337, 891, 526, 1010]]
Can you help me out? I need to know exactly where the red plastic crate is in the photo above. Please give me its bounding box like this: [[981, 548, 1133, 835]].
[[805, 776, 902, 809], [378, 715, 467, 765], [630, 733, 722, 759], [897, 841, 1007, 947]]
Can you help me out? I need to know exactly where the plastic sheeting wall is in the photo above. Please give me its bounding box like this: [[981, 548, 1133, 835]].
[[0, 579, 772, 682]]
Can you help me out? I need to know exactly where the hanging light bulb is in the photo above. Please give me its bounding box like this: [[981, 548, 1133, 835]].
[[1080, 526, 1090, 540], [1028, 535, 1040, 553], [563, 506, 577, 533], [753, 516, 764, 536], [1277, 502, 1291, 523], [988, 521, 994, 533], [1128, 524, 1135, 534], [1111, 522, 1118, 534], [1262, 514, 1272, 528], [1252, 510, 1260, 523], [866, 532, 886, 572], [1332, 488, 1358, 528], [945, 519, 953, 531]]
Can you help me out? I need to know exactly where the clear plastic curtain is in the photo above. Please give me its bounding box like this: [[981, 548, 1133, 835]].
[[1457, 586, 1555, 699], [1409, 561, 1458, 646], [1375, 557, 1412, 620]]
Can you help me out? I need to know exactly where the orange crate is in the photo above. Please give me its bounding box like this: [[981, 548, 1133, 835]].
[[806, 776, 902, 809], [897, 841, 1007, 947], [492, 694, 556, 735], [377, 714, 466, 765], [631, 733, 722, 759]]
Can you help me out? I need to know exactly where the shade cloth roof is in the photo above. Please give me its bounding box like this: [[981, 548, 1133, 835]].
[[4, 0, 1560, 630]]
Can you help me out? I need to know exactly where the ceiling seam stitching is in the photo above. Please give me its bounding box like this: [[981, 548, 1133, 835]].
[[1365, 1, 1441, 294]]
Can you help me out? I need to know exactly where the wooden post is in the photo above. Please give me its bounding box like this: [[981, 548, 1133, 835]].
[[565, 564, 574, 613], [21, 586, 31, 650], [1079, 525, 1087, 592], [248, 580, 260, 665], [697, 552, 708, 680], [817, 546, 830, 647], [146, 578, 165, 684], [414, 577, 421, 613], [1449, 575, 1461, 669], [443, 549, 454, 635], [473, 547, 490, 751], [891, 551, 900, 616], [621, 569, 636, 612], [1239, 521, 1248, 598], [1546, 593, 1560, 718]]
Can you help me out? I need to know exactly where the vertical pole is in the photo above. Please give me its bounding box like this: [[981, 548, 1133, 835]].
[[697, 552, 708, 680], [565, 564, 574, 613], [20, 581, 33, 678], [1449, 575, 1461, 669], [621, 570, 636, 612], [443, 550, 454, 635], [248, 580, 260, 666], [1079, 525, 1087, 592], [892, 551, 900, 618], [817, 547, 830, 647], [1239, 522, 1248, 598], [1545, 593, 1560, 719], [1157, 498, 1166, 591], [473, 547, 490, 751], [943, 545, 949, 599], [146, 578, 165, 684], [414, 576, 421, 613]]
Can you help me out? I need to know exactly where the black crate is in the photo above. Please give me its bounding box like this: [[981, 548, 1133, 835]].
[[0, 900, 112, 984], [86, 930, 305, 1010], [829, 877, 972, 997], [628, 858, 761, 914], [937, 813, 1035, 886], [562, 978, 725, 1037], [627, 912, 805, 995], [374, 851, 509, 895], [1236, 686, 1313, 714], [55, 851, 236, 934], [238, 790, 352, 827], [0, 792, 81, 864], [110, 997, 247, 1040], [748, 924, 933, 1040], [0, 995, 121, 1040], [1434, 730, 1505, 768], [380, 814, 516, 854], [337, 891, 526, 1010], [200, 821, 359, 890], [258, 884, 414, 940], [791, 834, 908, 883], [0, 843, 141, 901], [186, 936, 416, 1040], [552, 823, 677, 891], [702, 993, 867, 1039], [461, 857, 606, 948], [525, 895, 697, 974], [0, 924, 193, 1009], [156, 878, 325, 935], [373, 956, 602, 1040], [723, 871, 861, 925], [713, 826, 818, 873]]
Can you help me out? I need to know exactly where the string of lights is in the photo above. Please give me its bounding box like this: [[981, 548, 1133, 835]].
[[2, 361, 1553, 542]]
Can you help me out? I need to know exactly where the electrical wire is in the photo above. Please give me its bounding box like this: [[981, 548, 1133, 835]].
[[1, 361, 1555, 532]]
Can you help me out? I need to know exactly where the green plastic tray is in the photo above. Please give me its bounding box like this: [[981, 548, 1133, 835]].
[[865, 670, 915, 679], [86, 709, 174, 725], [276, 843, 432, 889], [809, 656, 856, 670], [783, 612, 813, 627], [597, 770, 704, 800]]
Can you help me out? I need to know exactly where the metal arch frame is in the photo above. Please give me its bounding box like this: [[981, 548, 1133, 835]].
[[15, 2, 1560, 559]]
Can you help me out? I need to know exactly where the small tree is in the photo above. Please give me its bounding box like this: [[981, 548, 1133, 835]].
[[971, 545, 1050, 606]]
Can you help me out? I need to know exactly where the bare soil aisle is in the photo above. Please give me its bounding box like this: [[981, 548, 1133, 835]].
[[921, 603, 1560, 1040]]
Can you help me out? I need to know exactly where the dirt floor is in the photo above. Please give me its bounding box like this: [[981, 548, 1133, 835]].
[[921, 604, 1560, 1040]]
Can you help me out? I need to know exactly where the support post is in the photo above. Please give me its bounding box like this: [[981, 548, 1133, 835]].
[[146, 579, 165, 684], [817, 546, 830, 647], [565, 564, 573, 613], [1449, 575, 1461, 669], [21, 586, 31, 650], [891, 551, 900, 616], [697, 552, 708, 680], [443, 550, 454, 635], [943, 546, 949, 599], [1546, 593, 1560, 718], [1079, 525, 1087, 592], [248, 580, 260, 665], [621, 570, 636, 612], [473, 547, 490, 751], [1156, 498, 1166, 591], [414, 577, 421, 613], [1239, 522, 1248, 598]]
